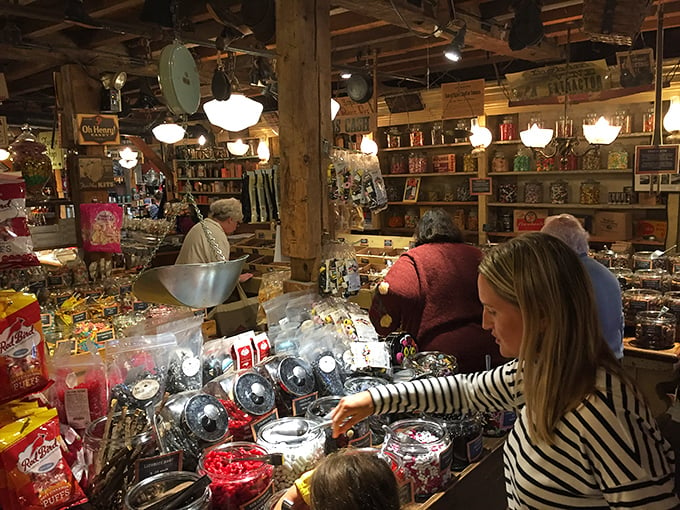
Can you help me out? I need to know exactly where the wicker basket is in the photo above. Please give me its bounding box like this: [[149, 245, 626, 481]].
[[583, 0, 653, 46]]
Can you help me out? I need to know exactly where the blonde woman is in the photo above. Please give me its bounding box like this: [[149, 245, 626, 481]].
[[332, 233, 678, 509]]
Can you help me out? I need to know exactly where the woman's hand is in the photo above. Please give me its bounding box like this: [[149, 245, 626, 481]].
[[330, 391, 375, 438]]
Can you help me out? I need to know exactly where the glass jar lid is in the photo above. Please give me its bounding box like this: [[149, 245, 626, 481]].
[[305, 396, 341, 420], [258, 417, 323, 446], [231, 371, 276, 416], [182, 393, 229, 443]]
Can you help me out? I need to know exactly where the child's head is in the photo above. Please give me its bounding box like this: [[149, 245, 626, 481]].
[[310, 451, 400, 510]]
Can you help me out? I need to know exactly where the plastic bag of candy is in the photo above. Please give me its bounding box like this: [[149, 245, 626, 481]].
[[0, 175, 39, 269], [79, 203, 123, 253], [0, 290, 49, 405]]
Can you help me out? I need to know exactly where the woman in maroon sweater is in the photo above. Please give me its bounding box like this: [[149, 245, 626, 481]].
[[369, 209, 504, 372]]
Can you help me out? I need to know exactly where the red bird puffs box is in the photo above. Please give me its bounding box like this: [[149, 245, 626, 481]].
[[0, 290, 49, 405]]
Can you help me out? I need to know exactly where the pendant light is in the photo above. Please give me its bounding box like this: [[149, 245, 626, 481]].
[[227, 139, 250, 156], [203, 94, 264, 132], [360, 135, 378, 155], [663, 96, 680, 133], [0, 148, 10, 161], [582, 116, 621, 146], [331, 98, 341, 120], [468, 118, 492, 150], [520, 123, 554, 148], [152, 121, 185, 144], [257, 139, 270, 162]]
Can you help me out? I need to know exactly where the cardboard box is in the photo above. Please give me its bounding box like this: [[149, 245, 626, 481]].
[[513, 209, 548, 232], [432, 154, 456, 173], [592, 211, 633, 239], [636, 220, 667, 241]]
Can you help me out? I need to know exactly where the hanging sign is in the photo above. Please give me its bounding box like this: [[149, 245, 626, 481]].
[[505, 60, 609, 101], [634, 145, 679, 175], [76, 114, 120, 145], [442, 79, 485, 119], [333, 97, 377, 136]]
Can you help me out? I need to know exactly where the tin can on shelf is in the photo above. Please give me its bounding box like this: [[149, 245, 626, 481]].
[[634, 310, 676, 350], [622, 289, 663, 326]]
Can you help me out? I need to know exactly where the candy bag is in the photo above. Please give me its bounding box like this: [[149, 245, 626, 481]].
[[0, 408, 88, 510], [0, 290, 49, 405], [79, 203, 123, 253], [0, 175, 39, 269]]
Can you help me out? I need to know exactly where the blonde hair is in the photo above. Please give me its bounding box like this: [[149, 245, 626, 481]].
[[209, 198, 243, 222], [478, 233, 623, 443]]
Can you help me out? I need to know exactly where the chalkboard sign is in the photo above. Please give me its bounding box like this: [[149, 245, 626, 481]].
[[635, 145, 679, 175], [134, 451, 183, 482], [384, 93, 424, 114], [470, 177, 492, 195]]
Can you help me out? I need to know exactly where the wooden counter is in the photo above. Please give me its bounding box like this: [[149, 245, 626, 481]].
[[405, 436, 507, 510]]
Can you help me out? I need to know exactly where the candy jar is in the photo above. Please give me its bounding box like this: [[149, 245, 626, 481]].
[[258, 355, 317, 417], [381, 418, 452, 499], [523, 181, 543, 204], [456, 182, 472, 202], [664, 291, 680, 341], [430, 122, 445, 145], [429, 413, 483, 470], [633, 269, 671, 292], [669, 255, 680, 274], [463, 152, 476, 173], [198, 442, 275, 510], [613, 109, 632, 134], [610, 267, 634, 290], [593, 247, 614, 268], [643, 105, 655, 133], [513, 147, 532, 172], [344, 376, 390, 446], [498, 183, 518, 203], [491, 151, 508, 173], [622, 289, 663, 327], [633, 251, 667, 270], [634, 311, 676, 350], [607, 144, 628, 169], [11, 124, 54, 200], [306, 395, 371, 451], [454, 119, 470, 142], [203, 369, 277, 441], [579, 180, 600, 205], [155, 391, 230, 471], [549, 180, 568, 204], [409, 125, 424, 146], [387, 127, 402, 148], [535, 153, 555, 172], [404, 208, 419, 229], [582, 147, 601, 171], [499, 115, 516, 141], [555, 116, 573, 138], [466, 210, 478, 231], [403, 351, 458, 377], [125, 471, 212, 510], [390, 153, 407, 174], [256, 417, 326, 491]]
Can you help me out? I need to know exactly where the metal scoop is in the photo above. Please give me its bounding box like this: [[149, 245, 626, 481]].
[[651, 244, 677, 259]]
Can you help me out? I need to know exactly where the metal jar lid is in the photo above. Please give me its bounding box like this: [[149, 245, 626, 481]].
[[233, 371, 276, 416], [124, 471, 210, 510], [277, 356, 316, 396], [182, 393, 229, 444]]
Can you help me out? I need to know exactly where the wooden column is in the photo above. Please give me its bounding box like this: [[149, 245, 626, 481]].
[[277, 0, 330, 285]]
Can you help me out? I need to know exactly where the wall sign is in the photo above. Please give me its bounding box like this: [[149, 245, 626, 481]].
[[333, 96, 377, 136], [634, 145, 679, 175], [78, 156, 115, 189], [76, 114, 120, 145], [442, 79, 485, 119], [506, 60, 608, 101], [470, 177, 492, 196]]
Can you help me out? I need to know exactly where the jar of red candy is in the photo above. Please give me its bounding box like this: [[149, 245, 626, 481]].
[[198, 442, 275, 510], [258, 355, 317, 417], [499, 116, 516, 141], [203, 369, 277, 441], [256, 417, 326, 491], [381, 418, 452, 500], [389, 153, 407, 174], [305, 395, 371, 451], [125, 471, 211, 510], [409, 125, 424, 146]]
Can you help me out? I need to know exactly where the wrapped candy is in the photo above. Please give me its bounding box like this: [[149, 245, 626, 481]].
[[0, 176, 39, 269], [80, 203, 123, 253]]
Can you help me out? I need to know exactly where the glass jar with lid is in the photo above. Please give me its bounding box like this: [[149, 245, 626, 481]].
[[408, 152, 427, 173], [491, 151, 508, 173], [427, 413, 483, 470], [454, 119, 470, 143], [669, 255, 680, 274], [611, 251, 631, 269], [613, 110, 632, 134], [607, 144, 628, 169], [390, 153, 407, 174], [610, 267, 634, 290], [582, 147, 602, 171], [256, 417, 326, 491], [386, 127, 402, 148], [523, 181, 544, 204], [409, 125, 424, 146], [452, 209, 466, 231], [258, 355, 317, 417], [456, 182, 472, 202], [125, 471, 212, 510], [404, 208, 419, 229], [498, 183, 518, 203], [381, 418, 452, 498], [579, 180, 600, 205], [513, 147, 532, 172], [549, 180, 568, 204], [593, 247, 615, 267], [633, 269, 671, 292], [430, 122, 445, 145], [10, 124, 54, 200], [555, 116, 573, 138], [634, 310, 676, 350], [463, 152, 476, 173], [665, 291, 680, 341], [466, 210, 478, 231], [198, 442, 274, 510], [643, 105, 655, 133], [306, 395, 371, 451], [633, 251, 667, 271], [499, 115, 516, 141], [622, 289, 663, 326], [535, 153, 555, 172]]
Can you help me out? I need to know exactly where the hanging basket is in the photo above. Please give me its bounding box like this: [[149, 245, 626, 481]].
[[583, 0, 653, 46]]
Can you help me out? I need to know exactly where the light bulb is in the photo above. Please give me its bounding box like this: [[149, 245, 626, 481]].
[[582, 116, 621, 145], [360, 136, 378, 155], [257, 140, 270, 161], [227, 139, 250, 156], [203, 95, 264, 132], [119, 147, 138, 161], [152, 123, 185, 144], [520, 123, 554, 148], [469, 119, 492, 149], [664, 96, 680, 132], [0, 148, 9, 161], [198, 134, 207, 146]]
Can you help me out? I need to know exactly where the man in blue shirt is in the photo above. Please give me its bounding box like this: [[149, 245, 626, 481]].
[[541, 214, 624, 359]]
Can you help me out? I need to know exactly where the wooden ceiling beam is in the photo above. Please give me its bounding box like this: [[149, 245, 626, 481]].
[[330, 11, 390, 35]]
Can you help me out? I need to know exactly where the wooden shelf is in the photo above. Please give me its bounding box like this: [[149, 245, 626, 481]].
[[486, 231, 665, 246], [179, 191, 241, 195], [381, 142, 470, 152], [174, 157, 259, 162], [177, 177, 242, 181], [487, 202, 665, 210], [489, 169, 633, 176], [383, 172, 477, 178], [387, 201, 478, 206]]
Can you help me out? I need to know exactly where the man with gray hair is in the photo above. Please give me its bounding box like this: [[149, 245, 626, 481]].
[[176, 198, 243, 264], [541, 213, 624, 359]]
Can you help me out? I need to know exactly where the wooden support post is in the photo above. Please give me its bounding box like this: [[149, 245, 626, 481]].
[[277, 0, 331, 284]]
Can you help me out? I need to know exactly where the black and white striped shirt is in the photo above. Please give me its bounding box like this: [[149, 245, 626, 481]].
[[368, 361, 678, 509]]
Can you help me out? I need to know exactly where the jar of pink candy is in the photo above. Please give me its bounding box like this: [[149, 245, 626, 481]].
[[381, 418, 452, 500]]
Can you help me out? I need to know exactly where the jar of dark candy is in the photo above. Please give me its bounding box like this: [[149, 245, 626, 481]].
[[306, 395, 371, 451], [381, 418, 452, 500], [610, 267, 634, 291], [203, 369, 277, 441], [155, 391, 230, 472], [665, 291, 680, 342], [622, 289, 663, 327], [633, 269, 671, 292], [256, 418, 326, 491], [498, 183, 518, 203], [633, 251, 667, 271], [481, 410, 517, 438], [125, 471, 211, 510], [430, 413, 483, 470], [310, 351, 347, 396], [634, 311, 676, 350], [198, 442, 275, 510], [259, 355, 317, 417], [344, 376, 390, 446]]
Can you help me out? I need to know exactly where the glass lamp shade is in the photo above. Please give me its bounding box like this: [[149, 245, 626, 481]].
[[0, 148, 9, 161], [582, 116, 621, 145], [520, 123, 554, 148], [664, 97, 680, 132], [203, 95, 264, 132], [331, 98, 341, 120], [227, 139, 250, 156], [119, 158, 138, 169], [119, 147, 138, 161], [257, 140, 270, 161], [469, 120, 492, 149], [152, 123, 185, 144], [360, 136, 378, 155], [198, 134, 207, 146]]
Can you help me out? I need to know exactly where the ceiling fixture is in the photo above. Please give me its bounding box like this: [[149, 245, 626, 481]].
[[520, 123, 554, 149], [340, 71, 352, 79], [663, 96, 680, 133], [469, 118, 492, 150], [360, 135, 378, 156], [152, 121, 186, 144], [257, 139, 270, 162], [198, 134, 207, 146], [119, 147, 138, 161], [0, 148, 9, 161], [443, 23, 466, 63], [331, 98, 341, 120], [227, 139, 250, 156], [582, 116, 621, 146], [203, 94, 264, 132]]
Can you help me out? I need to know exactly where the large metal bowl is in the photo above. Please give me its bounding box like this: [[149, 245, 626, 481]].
[[133, 256, 247, 308]]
